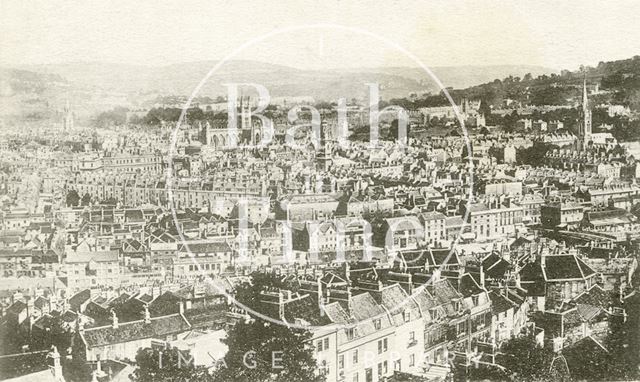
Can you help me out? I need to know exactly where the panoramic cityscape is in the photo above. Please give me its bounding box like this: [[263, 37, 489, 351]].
[[2, 1, 640, 381]]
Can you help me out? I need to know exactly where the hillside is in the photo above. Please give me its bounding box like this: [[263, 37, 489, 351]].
[[458, 55, 640, 109], [385, 55, 640, 113]]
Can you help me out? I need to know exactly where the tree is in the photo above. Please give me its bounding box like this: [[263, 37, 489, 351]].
[[0, 315, 74, 380], [100, 197, 118, 206], [94, 107, 128, 128], [517, 142, 558, 167], [213, 273, 324, 382], [66, 190, 80, 207], [478, 99, 492, 117], [602, 297, 640, 381], [498, 335, 554, 381], [131, 346, 215, 382], [389, 119, 410, 142], [453, 363, 509, 382], [81, 193, 91, 206], [214, 320, 324, 382]]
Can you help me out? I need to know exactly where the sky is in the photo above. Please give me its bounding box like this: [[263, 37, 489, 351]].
[[1, 0, 639, 71]]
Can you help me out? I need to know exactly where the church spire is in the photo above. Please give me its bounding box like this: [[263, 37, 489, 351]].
[[582, 74, 589, 111], [577, 71, 592, 151]]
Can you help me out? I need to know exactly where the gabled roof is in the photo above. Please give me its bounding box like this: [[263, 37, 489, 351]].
[[482, 252, 510, 279]]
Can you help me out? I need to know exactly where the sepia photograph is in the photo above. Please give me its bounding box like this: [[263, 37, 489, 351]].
[[1, 0, 640, 381]]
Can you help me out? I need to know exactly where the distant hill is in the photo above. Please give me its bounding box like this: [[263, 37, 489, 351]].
[[16, 60, 556, 101], [0, 68, 70, 118], [338, 65, 555, 89], [0, 68, 68, 96]]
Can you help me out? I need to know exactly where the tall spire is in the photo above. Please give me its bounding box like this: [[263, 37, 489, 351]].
[[577, 71, 592, 152], [582, 74, 589, 111]]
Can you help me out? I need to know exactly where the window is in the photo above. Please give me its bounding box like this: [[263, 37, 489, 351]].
[[317, 340, 323, 352], [377, 363, 383, 377], [378, 338, 388, 354], [409, 354, 415, 367], [409, 331, 416, 346], [346, 328, 355, 340], [383, 361, 388, 374], [404, 311, 411, 322], [373, 318, 381, 330], [339, 355, 345, 369], [324, 338, 329, 349], [353, 349, 358, 365]]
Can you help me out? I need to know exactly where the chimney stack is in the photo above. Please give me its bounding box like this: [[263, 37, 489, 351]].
[[346, 288, 354, 318], [111, 310, 119, 329], [48, 346, 64, 381], [278, 291, 285, 320], [317, 278, 324, 316], [144, 304, 151, 324]]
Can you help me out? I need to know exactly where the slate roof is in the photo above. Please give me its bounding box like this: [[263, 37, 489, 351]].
[[482, 253, 510, 279], [2, 368, 64, 382], [543, 254, 596, 281], [432, 279, 462, 305], [457, 273, 484, 297], [519, 261, 546, 296], [66, 250, 118, 263], [379, 284, 420, 323], [489, 291, 513, 315], [81, 313, 190, 348], [411, 287, 438, 314], [124, 209, 144, 222], [33, 314, 54, 330], [6, 300, 27, 315], [396, 248, 459, 269], [178, 241, 231, 253], [574, 285, 611, 310], [33, 296, 48, 309], [61, 310, 78, 322], [183, 304, 231, 329], [283, 295, 332, 326]]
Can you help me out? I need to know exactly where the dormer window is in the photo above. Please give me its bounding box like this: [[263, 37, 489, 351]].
[[403, 311, 411, 323]]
